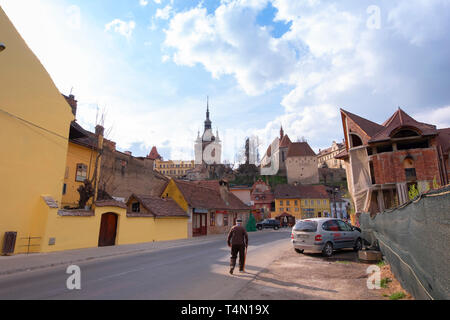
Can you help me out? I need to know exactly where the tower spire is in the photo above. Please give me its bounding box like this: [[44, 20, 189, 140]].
[[204, 96, 212, 130]]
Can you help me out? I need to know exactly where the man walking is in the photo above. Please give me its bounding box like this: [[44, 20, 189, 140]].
[[227, 218, 248, 274]]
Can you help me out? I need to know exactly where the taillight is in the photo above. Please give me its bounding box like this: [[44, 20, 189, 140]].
[[315, 235, 322, 242], [291, 233, 294, 239]]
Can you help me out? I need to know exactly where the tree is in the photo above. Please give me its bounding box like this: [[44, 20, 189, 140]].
[[408, 184, 419, 200], [433, 176, 440, 189], [246, 213, 257, 232]]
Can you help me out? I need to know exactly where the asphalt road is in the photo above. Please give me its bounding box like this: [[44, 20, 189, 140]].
[[0, 229, 291, 300]]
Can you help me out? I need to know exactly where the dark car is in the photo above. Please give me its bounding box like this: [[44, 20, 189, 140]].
[[256, 218, 281, 230]]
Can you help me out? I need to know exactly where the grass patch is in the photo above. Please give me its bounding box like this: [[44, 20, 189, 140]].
[[376, 260, 386, 267], [389, 292, 406, 300], [380, 277, 392, 288]]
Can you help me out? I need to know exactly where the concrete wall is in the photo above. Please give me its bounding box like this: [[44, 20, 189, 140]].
[[360, 186, 450, 300], [0, 7, 74, 253]]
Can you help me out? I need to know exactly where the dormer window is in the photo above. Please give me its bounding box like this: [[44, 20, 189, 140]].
[[132, 202, 140, 213]]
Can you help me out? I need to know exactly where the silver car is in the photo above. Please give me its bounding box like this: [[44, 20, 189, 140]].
[[291, 218, 363, 257]]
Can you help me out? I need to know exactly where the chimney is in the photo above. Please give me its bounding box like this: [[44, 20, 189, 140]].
[[95, 125, 104, 151], [219, 180, 229, 205], [95, 125, 104, 136], [64, 94, 78, 117]]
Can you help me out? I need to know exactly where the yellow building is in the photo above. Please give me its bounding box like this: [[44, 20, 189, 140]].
[[0, 8, 189, 254], [0, 7, 74, 254], [61, 118, 102, 208], [154, 159, 195, 178], [162, 179, 250, 238], [274, 184, 331, 220]]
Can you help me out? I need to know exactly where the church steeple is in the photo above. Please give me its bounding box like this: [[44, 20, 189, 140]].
[[280, 125, 284, 139], [204, 96, 212, 130]]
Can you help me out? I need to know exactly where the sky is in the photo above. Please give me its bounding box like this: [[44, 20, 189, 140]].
[[1, 0, 450, 163]]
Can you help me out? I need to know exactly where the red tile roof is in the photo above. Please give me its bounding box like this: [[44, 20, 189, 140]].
[[95, 200, 127, 209], [191, 180, 221, 191], [279, 134, 292, 148], [341, 109, 384, 138], [173, 180, 250, 211], [286, 142, 316, 157], [369, 108, 438, 143], [274, 184, 329, 199], [437, 128, 450, 153], [147, 146, 162, 160], [127, 194, 188, 217]]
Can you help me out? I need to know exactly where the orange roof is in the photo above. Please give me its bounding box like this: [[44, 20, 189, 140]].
[[147, 146, 162, 160], [279, 134, 292, 148], [341, 109, 384, 138], [369, 108, 438, 143], [286, 142, 316, 157]]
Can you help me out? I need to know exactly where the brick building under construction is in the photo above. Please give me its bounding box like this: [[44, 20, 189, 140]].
[[336, 108, 449, 215]]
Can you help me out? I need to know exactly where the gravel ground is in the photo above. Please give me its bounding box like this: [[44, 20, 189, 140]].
[[235, 247, 386, 300]]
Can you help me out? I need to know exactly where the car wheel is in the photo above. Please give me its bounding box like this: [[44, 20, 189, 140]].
[[257, 226, 262, 230], [322, 242, 333, 257], [295, 248, 304, 254], [274, 226, 279, 230], [354, 238, 362, 252]]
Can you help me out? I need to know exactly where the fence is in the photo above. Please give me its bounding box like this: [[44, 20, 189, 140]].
[[360, 185, 450, 300]]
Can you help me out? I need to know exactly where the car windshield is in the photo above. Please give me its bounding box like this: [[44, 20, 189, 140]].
[[293, 220, 317, 232]]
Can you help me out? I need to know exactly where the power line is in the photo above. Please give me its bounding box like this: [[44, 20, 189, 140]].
[[0, 107, 69, 140]]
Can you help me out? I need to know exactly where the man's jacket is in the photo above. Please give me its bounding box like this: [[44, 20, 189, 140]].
[[227, 225, 248, 247]]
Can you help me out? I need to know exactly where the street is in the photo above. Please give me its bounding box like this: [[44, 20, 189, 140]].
[[0, 230, 291, 300]]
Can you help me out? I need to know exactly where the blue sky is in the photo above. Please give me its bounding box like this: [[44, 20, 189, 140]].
[[1, 0, 450, 163]]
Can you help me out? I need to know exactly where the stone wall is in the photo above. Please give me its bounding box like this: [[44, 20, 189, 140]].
[[99, 143, 169, 200]]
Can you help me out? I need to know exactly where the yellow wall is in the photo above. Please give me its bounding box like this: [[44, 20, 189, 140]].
[[41, 205, 188, 253], [155, 160, 195, 178], [0, 7, 74, 253], [61, 142, 99, 208], [275, 198, 331, 220], [161, 180, 189, 211], [117, 215, 188, 245]]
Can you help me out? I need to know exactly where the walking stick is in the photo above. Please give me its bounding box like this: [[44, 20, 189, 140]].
[[243, 244, 248, 272]]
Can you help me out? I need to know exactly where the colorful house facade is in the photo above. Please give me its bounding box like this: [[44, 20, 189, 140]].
[[161, 179, 250, 237], [250, 179, 275, 221], [274, 184, 331, 220]]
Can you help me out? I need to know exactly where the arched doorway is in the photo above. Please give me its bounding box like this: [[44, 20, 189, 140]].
[[98, 212, 118, 247]]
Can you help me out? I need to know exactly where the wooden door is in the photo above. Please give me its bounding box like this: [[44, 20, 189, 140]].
[[200, 213, 207, 236], [98, 213, 118, 247]]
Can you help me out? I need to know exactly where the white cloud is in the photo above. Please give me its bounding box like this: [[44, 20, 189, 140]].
[[164, 2, 297, 95], [139, 0, 149, 6], [414, 106, 450, 129], [388, 0, 450, 46], [105, 19, 136, 39], [155, 5, 173, 20]]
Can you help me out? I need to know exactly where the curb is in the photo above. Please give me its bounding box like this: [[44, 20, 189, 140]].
[[0, 236, 226, 276]]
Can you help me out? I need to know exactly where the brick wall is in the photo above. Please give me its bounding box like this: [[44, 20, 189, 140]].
[[371, 148, 440, 184]]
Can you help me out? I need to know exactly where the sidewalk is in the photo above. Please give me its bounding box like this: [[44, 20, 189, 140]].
[[0, 233, 228, 276]]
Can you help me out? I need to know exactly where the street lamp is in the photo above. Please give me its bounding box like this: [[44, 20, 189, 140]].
[[0, 43, 6, 52]]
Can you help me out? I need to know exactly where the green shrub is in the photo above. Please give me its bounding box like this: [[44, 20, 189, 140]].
[[389, 292, 406, 300]]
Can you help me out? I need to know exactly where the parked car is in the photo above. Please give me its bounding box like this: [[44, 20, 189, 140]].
[[256, 218, 281, 230], [291, 218, 362, 257]]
